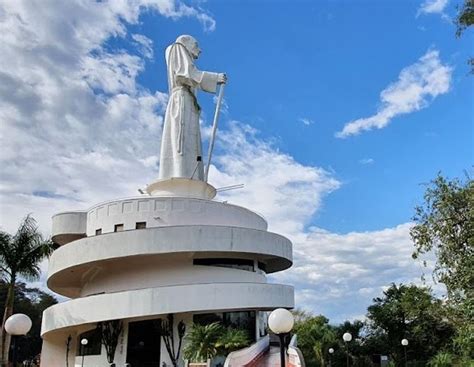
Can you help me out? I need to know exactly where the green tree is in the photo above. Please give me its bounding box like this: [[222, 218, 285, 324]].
[[292, 312, 337, 367], [0, 215, 54, 365], [215, 327, 250, 355], [366, 284, 454, 365], [0, 280, 57, 363], [184, 322, 223, 362], [427, 351, 454, 367], [411, 173, 473, 359], [455, 0, 474, 72], [333, 320, 367, 367]]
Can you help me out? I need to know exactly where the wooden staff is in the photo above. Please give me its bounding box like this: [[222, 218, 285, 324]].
[[205, 83, 226, 182]]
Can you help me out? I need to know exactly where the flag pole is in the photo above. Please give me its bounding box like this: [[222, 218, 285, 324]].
[[205, 83, 225, 182]]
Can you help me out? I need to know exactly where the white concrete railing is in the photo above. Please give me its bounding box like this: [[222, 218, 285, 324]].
[[223, 335, 269, 367], [288, 334, 305, 367]]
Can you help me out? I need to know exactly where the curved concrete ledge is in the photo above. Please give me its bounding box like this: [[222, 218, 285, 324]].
[[51, 211, 87, 245], [41, 282, 294, 336], [85, 197, 268, 236], [146, 178, 216, 199], [47, 225, 292, 295]]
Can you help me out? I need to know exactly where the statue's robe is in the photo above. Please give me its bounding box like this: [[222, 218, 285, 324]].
[[158, 42, 219, 181]]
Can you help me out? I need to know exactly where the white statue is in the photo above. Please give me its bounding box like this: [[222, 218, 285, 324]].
[[159, 35, 226, 181]]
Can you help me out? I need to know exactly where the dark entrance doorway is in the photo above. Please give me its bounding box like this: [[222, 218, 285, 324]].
[[126, 319, 161, 367]]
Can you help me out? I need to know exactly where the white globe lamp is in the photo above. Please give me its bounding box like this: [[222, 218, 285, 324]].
[[342, 332, 352, 367], [80, 338, 89, 367], [268, 308, 294, 367], [342, 332, 352, 342], [328, 347, 335, 367], [5, 314, 32, 366], [5, 314, 32, 336], [402, 338, 409, 366], [268, 308, 294, 334]]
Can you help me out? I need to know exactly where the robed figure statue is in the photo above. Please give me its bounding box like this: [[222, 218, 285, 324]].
[[159, 35, 226, 181]]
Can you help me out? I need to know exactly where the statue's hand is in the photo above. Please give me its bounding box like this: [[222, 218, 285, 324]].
[[217, 73, 227, 84]]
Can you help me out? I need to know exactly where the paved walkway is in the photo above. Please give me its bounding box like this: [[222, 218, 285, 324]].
[[256, 347, 285, 367]]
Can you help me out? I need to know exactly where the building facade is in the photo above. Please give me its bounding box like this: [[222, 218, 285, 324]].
[[40, 34, 295, 367]]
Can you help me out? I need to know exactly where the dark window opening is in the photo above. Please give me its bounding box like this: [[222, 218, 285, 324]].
[[193, 311, 256, 341], [95, 229, 102, 235], [77, 327, 102, 356], [135, 222, 146, 229], [114, 224, 124, 232], [258, 262, 267, 273], [126, 319, 161, 366], [193, 258, 254, 272]]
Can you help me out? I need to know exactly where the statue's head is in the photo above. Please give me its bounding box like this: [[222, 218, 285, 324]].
[[175, 34, 201, 59]]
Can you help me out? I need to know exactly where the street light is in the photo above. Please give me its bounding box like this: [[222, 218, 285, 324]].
[[81, 338, 88, 367], [401, 339, 409, 367], [328, 347, 334, 367], [5, 314, 32, 366], [342, 332, 352, 367], [268, 308, 294, 367]]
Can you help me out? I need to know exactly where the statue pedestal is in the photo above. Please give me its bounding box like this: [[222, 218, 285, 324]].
[[146, 178, 216, 200]]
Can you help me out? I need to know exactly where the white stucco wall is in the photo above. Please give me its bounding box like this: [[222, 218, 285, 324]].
[[85, 197, 268, 236], [79, 258, 266, 297], [42, 283, 294, 336], [47, 225, 292, 297], [51, 211, 87, 245]]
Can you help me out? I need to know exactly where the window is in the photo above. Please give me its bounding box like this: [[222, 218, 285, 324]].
[[135, 222, 146, 230], [258, 262, 267, 273], [114, 224, 124, 232], [95, 229, 102, 235], [193, 258, 254, 272], [77, 327, 102, 356]]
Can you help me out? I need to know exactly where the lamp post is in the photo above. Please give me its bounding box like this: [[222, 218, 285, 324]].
[[268, 308, 294, 367], [401, 339, 408, 367], [81, 338, 88, 367], [5, 314, 32, 366], [328, 347, 334, 367], [342, 332, 352, 367]]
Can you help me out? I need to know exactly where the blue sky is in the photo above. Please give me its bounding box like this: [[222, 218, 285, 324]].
[[0, 0, 472, 323]]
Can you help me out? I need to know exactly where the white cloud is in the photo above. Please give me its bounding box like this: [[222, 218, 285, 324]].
[[208, 122, 341, 235], [417, 0, 449, 16], [336, 49, 452, 138], [359, 158, 375, 165], [132, 34, 154, 59], [0, 0, 214, 234], [299, 117, 314, 126], [275, 223, 438, 322], [0, 0, 433, 322], [205, 125, 434, 322]]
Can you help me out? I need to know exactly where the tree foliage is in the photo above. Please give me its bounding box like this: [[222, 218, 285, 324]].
[[455, 0, 474, 72], [411, 174, 473, 300], [0, 215, 55, 364], [293, 313, 336, 367], [410, 173, 473, 359], [184, 322, 223, 362], [456, 0, 474, 37], [366, 284, 454, 365], [0, 280, 57, 363], [183, 322, 250, 363]]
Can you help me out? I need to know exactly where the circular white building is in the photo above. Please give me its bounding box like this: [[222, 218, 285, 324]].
[[40, 35, 295, 367]]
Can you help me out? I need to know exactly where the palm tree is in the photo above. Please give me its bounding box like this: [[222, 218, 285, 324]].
[[184, 322, 224, 363], [216, 327, 250, 355], [0, 215, 54, 365]]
